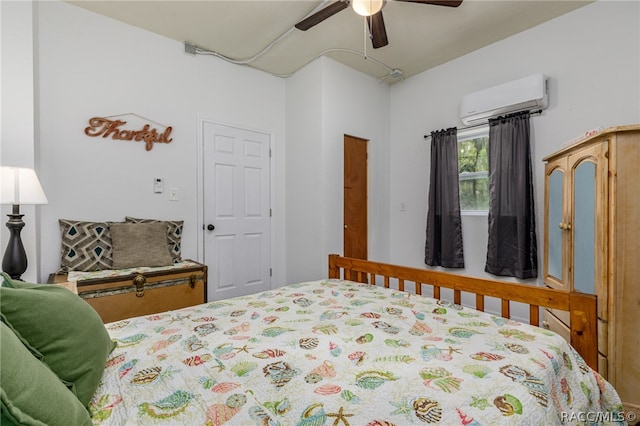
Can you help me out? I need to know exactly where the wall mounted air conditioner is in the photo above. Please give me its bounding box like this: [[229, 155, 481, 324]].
[[459, 74, 548, 125]]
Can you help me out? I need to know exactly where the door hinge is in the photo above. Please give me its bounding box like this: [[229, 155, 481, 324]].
[[269, 148, 272, 158], [270, 208, 272, 217], [270, 268, 272, 277]]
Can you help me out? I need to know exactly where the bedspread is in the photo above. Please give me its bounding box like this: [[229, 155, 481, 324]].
[[91, 279, 624, 425]]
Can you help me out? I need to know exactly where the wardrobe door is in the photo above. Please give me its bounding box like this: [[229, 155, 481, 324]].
[[571, 160, 596, 295], [567, 143, 608, 320], [567, 143, 609, 381], [544, 158, 568, 290]]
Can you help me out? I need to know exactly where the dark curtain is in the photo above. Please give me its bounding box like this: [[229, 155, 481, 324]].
[[485, 111, 537, 279], [425, 128, 464, 268]]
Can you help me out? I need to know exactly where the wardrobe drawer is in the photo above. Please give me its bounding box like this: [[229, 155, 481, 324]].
[[598, 353, 608, 379], [547, 306, 570, 327], [542, 309, 571, 344], [598, 318, 608, 356]]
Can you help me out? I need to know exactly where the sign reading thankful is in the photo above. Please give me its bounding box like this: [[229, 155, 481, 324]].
[[84, 115, 173, 151]]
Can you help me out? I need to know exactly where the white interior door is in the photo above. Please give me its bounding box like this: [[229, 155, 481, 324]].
[[203, 122, 271, 300]]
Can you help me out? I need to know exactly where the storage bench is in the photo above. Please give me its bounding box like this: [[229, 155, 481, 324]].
[[48, 260, 207, 323]]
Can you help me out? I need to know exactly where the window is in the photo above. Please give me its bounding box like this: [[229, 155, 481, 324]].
[[458, 127, 489, 212]]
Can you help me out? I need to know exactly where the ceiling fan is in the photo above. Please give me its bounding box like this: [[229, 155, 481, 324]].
[[295, 0, 463, 49]]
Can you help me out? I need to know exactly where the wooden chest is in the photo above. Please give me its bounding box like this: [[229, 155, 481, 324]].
[[49, 261, 207, 323]]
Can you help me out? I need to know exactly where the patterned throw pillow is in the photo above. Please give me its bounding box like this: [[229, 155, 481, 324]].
[[125, 217, 183, 262], [58, 219, 114, 272]]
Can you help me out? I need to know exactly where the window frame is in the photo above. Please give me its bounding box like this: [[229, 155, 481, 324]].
[[457, 125, 490, 215]]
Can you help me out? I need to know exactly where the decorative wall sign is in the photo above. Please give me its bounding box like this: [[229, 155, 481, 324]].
[[84, 113, 173, 151]]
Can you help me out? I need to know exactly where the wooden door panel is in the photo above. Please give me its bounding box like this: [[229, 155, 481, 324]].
[[344, 135, 368, 280]]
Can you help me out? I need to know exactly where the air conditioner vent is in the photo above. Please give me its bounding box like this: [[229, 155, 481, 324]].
[[459, 74, 548, 125]]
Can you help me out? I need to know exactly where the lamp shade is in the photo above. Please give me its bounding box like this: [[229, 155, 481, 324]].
[[0, 167, 48, 205], [352, 0, 384, 16]]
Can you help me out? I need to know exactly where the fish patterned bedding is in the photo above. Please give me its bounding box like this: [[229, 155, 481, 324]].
[[90, 279, 623, 425]]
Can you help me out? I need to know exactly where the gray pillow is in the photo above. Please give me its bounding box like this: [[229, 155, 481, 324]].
[[110, 223, 173, 269], [125, 217, 183, 262]]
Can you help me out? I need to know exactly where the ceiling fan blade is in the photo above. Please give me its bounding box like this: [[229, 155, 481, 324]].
[[367, 12, 389, 49], [295, 1, 349, 31], [396, 0, 463, 7]]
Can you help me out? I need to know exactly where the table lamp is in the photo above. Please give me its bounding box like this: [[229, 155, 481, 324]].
[[1, 166, 48, 280]]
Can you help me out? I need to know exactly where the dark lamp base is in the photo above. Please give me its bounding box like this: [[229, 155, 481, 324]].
[[2, 205, 27, 281]]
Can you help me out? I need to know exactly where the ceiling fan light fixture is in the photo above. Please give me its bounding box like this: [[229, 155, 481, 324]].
[[351, 0, 384, 17]]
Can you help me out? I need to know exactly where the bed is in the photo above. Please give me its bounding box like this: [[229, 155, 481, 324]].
[[85, 255, 624, 425]]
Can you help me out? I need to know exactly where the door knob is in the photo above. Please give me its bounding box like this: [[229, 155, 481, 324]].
[[207, 224, 215, 231]]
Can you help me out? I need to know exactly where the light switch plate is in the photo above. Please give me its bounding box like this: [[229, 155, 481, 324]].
[[169, 188, 178, 201]]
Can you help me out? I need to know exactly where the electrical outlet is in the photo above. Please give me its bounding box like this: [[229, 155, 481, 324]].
[[400, 202, 407, 211], [169, 188, 178, 201]]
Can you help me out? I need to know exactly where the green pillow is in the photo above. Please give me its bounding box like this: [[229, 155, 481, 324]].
[[0, 409, 16, 425], [0, 322, 93, 425], [0, 273, 115, 407], [0, 272, 13, 287]]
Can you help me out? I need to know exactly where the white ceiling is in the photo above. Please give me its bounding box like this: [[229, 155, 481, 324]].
[[67, 0, 591, 83]]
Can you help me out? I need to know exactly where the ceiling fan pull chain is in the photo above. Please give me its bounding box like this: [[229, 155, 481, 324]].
[[363, 16, 368, 59]]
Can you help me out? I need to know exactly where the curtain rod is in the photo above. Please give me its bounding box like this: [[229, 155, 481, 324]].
[[423, 109, 543, 140]]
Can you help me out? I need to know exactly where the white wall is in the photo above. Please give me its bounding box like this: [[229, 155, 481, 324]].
[[285, 59, 324, 283], [0, 1, 41, 282], [389, 1, 640, 287], [321, 58, 390, 264], [6, 0, 637, 291], [285, 56, 390, 283], [35, 1, 287, 283]]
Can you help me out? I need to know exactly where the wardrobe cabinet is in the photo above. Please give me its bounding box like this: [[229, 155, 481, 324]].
[[542, 125, 639, 418]]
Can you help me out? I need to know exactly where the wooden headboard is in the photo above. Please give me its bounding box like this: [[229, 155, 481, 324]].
[[328, 254, 598, 371]]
